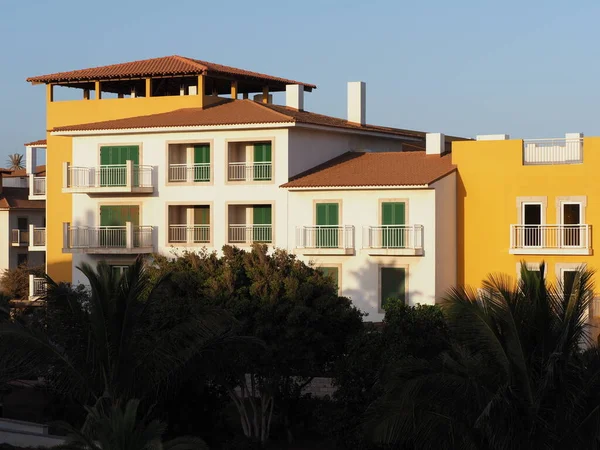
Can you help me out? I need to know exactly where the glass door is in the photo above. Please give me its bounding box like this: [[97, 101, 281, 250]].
[[522, 203, 542, 247], [561, 203, 582, 247]]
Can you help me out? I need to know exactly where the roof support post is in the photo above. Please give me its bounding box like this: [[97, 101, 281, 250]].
[[262, 86, 269, 104], [145, 78, 152, 97], [83, 89, 90, 100], [243, 92, 248, 100], [94, 81, 101, 100], [197, 75, 205, 109], [46, 84, 54, 103], [118, 93, 124, 99], [231, 81, 238, 99]]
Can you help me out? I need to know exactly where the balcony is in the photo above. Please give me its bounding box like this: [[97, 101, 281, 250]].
[[63, 222, 154, 254], [228, 162, 272, 182], [228, 225, 272, 244], [168, 163, 210, 183], [11, 229, 29, 247], [28, 225, 46, 251], [28, 275, 47, 301], [295, 225, 355, 255], [62, 161, 154, 194], [523, 136, 583, 165], [362, 225, 424, 256], [168, 225, 210, 245], [509, 224, 591, 255], [28, 175, 46, 200]]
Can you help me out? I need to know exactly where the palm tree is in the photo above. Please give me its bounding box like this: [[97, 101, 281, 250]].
[[369, 263, 600, 450], [56, 398, 207, 450], [6, 153, 24, 170], [0, 256, 240, 407]]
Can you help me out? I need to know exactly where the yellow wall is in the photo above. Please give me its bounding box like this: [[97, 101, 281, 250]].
[[452, 137, 600, 290], [45, 94, 210, 281]]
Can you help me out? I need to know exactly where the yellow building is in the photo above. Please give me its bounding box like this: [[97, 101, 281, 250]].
[[452, 133, 598, 292], [26, 55, 315, 282]]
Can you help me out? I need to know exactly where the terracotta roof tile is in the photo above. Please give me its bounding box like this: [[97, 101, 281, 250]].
[[281, 151, 455, 188], [0, 187, 45, 209], [24, 139, 47, 147], [2, 166, 46, 178], [27, 55, 316, 89], [51, 100, 425, 139]]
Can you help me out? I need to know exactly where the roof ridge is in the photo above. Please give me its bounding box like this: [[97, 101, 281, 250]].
[[247, 100, 299, 122], [171, 55, 207, 73]]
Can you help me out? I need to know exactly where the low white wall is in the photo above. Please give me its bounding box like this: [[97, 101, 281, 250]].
[[0, 418, 65, 448]]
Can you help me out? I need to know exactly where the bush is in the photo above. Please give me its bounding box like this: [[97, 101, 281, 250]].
[[0, 264, 44, 300]]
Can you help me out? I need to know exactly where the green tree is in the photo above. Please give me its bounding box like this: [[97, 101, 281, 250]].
[[148, 245, 364, 445], [5, 153, 24, 170], [369, 263, 600, 450], [0, 257, 238, 410], [56, 399, 207, 450]]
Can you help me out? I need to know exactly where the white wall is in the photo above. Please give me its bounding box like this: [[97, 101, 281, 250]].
[[0, 211, 9, 275], [287, 188, 438, 322], [433, 172, 457, 300], [287, 128, 405, 178]]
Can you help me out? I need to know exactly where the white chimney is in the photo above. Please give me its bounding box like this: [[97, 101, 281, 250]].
[[426, 133, 445, 155], [476, 134, 510, 141], [347, 81, 366, 125], [286, 84, 304, 110]]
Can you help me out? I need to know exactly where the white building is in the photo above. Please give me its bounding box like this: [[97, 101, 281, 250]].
[[52, 84, 459, 321]]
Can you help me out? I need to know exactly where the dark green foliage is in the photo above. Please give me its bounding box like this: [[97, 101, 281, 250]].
[[327, 300, 449, 449], [148, 245, 365, 444], [369, 263, 600, 450]]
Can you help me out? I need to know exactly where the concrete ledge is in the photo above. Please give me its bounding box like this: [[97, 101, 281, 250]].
[[295, 248, 355, 256], [509, 248, 591, 255], [362, 248, 423, 256], [62, 186, 153, 194], [62, 247, 154, 255]]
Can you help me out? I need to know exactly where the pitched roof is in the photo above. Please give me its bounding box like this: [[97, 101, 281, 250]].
[[2, 166, 46, 178], [26, 55, 316, 89], [24, 139, 47, 147], [51, 99, 425, 139], [0, 188, 45, 209], [281, 151, 456, 188]]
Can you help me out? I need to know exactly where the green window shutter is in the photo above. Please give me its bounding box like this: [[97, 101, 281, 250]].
[[100, 205, 139, 227], [194, 145, 210, 164], [253, 143, 272, 181], [194, 206, 210, 225], [100, 146, 139, 165], [320, 267, 339, 290], [381, 268, 406, 310], [316, 203, 339, 247], [253, 206, 272, 242], [382, 202, 406, 248]]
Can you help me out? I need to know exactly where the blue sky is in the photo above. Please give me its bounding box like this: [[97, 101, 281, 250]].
[[1, 0, 599, 164]]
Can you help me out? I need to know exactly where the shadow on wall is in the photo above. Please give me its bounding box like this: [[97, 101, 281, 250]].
[[456, 172, 467, 287], [342, 258, 431, 322]]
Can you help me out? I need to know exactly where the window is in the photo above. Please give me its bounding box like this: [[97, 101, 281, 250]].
[[253, 205, 272, 243], [193, 145, 210, 182], [320, 267, 339, 290], [561, 203, 582, 247], [111, 265, 130, 278], [380, 267, 406, 310], [562, 269, 578, 294], [253, 143, 272, 181], [17, 217, 28, 230], [99, 145, 140, 186], [522, 202, 542, 247], [17, 253, 28, 267], [316, 203, 339, 248], [381, 202, 406, 248]]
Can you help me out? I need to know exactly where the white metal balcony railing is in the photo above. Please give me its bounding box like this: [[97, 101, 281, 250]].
[[296, 225, 355, 250], [523, 138, 583, 165], [29, 275, 47, 300], [64, 161, 153, 191], [168, 163, 210, 182], [228, 162, 272, 181], [510, 224, 590, 253], [168, 225, 210, 243], [64, 223, 154, 253], [228, 224, 272, 243], [32, 227, 46, 247], [363, 225, 424, 250], [11, 229, 29, 246]]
